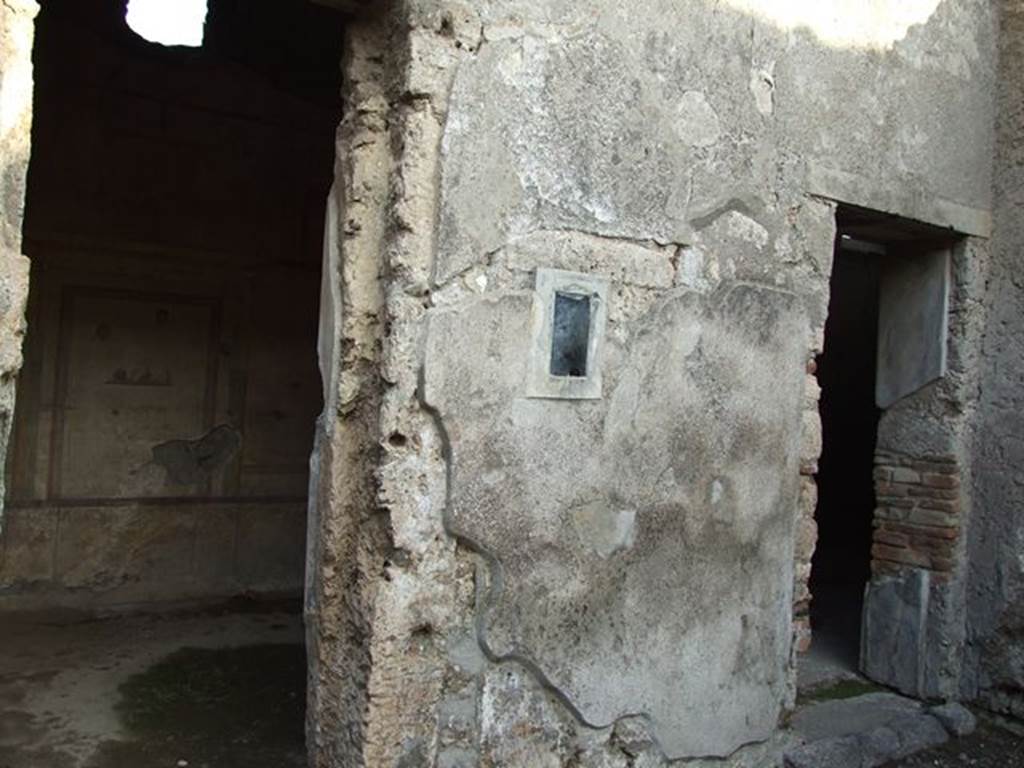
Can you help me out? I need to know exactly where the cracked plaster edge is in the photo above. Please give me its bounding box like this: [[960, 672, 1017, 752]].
[[374, 5, 830, 762], [416, 282, 808, 764], [416, 355, 683, 764]]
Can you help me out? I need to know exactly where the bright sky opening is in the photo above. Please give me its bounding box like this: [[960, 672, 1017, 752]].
[[125, 0, 208, 47]]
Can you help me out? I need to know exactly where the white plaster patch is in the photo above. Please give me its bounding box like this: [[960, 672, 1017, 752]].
[[675, 91, 721, 148], [722, 0, 942, 50], [723, 211, 770, 248], [710, 479, 725, 505], [676, 245, 716, 292]]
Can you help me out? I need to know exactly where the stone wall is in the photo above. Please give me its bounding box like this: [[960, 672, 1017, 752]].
[[965, 0, 1024, 719], [0, 0, 37, 533], [308, 0, 1003, 765]]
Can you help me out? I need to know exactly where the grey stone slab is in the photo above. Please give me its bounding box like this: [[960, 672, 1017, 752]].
[[883, 713, 949, 760], [928, 703, 977, 737], [424, 282, 808, 758], [788, 695, 951, 768], [784, 735, 863, 768], [876, 248, 950, 408], [861, 570, 930, 696], [790, 692, 923, 743]]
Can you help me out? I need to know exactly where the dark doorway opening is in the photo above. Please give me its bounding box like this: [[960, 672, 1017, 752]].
[[809, 236, 882, 674], [807, 204, 960, 683]]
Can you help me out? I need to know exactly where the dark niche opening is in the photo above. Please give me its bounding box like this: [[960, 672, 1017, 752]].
[[550, 292, 591, 377]]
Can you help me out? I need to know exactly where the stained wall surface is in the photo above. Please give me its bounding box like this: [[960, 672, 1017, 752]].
[[966, 0, 1024, 719], [0, 0, 341, 609], [307, 1, 1004, 766]]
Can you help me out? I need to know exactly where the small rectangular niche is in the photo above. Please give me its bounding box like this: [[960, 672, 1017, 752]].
[[527, 268, 608, 400], [550, 292, 591, 377]]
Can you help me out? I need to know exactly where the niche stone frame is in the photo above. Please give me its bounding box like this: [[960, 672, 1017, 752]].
[[526, 267, 609, 400]]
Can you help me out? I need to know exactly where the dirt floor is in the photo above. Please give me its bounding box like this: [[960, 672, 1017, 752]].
[[2, 602, 1020, 768], [0, 601, 307, 768], [884, 719, 1024, 767]]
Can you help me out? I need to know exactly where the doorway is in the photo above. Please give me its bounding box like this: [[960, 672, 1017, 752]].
[[809, 236, 882, 674], [807, 204, 959, 683], [0, 1, 343, 765]]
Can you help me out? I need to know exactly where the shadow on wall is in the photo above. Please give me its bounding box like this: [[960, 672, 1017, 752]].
[[0, 0, 343, 611]]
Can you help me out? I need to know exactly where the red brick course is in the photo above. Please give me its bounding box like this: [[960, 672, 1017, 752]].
[[871, 453, 962, 575]]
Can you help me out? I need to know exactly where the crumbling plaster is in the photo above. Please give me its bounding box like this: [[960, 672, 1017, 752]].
[[0, 0, 37, 533], [965, 0, 1024, 720], [307, 0, 1002, 766]]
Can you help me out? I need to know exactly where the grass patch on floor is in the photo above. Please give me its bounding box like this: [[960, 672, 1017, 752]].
[[86, 644, 306, 768]]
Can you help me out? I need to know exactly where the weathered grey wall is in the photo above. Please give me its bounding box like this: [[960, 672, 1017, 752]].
[[965, 0, 1024, 719], [425, 283, 808, 757], [0, 0, 37, 534], [309, 0, 1003, 765]]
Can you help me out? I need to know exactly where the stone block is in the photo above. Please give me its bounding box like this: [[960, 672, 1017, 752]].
[[788, 693, 949, 768], [873, 467, 893, 482], [874, 528, 910, 548], [437, 747, 479, 768], [876, 482, 909, 498], [921, 473, 959, 489], [872, 543, 929, 568], [424, 284, 807, 758], [905, 508, 959, 527], [885, 713, 949, 759], [882, 521, 956, 539], [862, 571, 929, 696], [928, 703, 977, 737], [784, 736, 862, 768], [908, 486, 958, 499], [891, 468, 922, 484], [910, 460, 958, 474], [875, 248, 949, 408], [917, 498, 961, 514]]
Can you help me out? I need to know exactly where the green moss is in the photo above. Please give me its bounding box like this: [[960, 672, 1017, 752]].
[[797, 678, 884, 706], [86, 644, 306, 768]]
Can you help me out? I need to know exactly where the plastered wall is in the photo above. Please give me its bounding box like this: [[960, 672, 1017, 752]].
[[965, 0, 1024, 719], [308, 0, 1003, 765]]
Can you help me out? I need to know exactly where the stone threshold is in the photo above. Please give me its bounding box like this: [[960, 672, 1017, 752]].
[[784, 692, 976, 768]]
